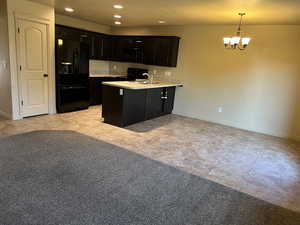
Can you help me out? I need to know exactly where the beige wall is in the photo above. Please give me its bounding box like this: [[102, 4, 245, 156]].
[[7, 0, 56, 119], [55, 14, 111, 34], [0, 0, 12, 118], [112, 25, 300, 140]]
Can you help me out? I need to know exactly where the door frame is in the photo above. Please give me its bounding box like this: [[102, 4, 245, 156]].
[[12, 13, 55, 119]]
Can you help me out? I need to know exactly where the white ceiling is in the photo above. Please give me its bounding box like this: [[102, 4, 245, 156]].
[[30, 0, 300, 26]]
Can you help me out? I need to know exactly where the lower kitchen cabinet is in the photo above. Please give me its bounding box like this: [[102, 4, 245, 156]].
[[163, 87, 175, 114], [145, 87, 176, 119], [145, 88, 164, 119], [102, 85, 176, 127]]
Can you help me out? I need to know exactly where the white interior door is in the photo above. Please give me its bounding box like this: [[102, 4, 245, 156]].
[[17, 19, 49, 117]]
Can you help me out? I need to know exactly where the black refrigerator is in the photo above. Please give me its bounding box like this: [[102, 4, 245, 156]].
[[55, 25, 90, 113]]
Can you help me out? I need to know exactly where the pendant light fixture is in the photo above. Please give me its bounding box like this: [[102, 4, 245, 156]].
[[223, 13, 251, 50]]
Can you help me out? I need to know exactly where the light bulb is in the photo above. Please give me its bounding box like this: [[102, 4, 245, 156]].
[[58, 39, 63, 46], [242, 37, 251, 46], [231, 36, 241, 45], [113, 5, 123, 9], [223, 37, 231, 45]]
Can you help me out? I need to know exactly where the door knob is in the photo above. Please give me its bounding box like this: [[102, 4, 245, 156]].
[[43, 74, 48, 77]]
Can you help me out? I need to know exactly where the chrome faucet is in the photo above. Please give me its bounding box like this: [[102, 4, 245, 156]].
[[143, 73, 154, 84]]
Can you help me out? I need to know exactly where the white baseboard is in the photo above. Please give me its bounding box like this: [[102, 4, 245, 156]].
[[0, 110, 11, 119]]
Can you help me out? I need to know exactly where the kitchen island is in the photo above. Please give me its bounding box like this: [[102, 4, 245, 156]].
[[102, 81, 183, 127]]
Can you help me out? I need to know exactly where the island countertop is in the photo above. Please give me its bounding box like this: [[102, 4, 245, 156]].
[[102, 81, 183, 90]]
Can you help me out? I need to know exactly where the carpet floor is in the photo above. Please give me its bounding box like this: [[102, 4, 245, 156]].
[[0, 130, 299, 225]]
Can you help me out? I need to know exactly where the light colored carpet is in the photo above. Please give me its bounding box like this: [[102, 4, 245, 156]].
[[0, 130, 299, 225]]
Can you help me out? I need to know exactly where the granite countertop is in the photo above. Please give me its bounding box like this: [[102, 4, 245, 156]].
[[102, 81, 183, 90], [89, 74, 127, 78]]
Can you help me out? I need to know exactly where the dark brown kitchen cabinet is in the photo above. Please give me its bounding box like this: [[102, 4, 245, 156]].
[[143, 37, 156, 65], [90, 34, 111, 60], [102, 86, 147, 127], [55, 25, 180, 67], [145, 87, 176, 119], [102, 85, 177, 127], [163, 87, 176, 114], [119, 37, 144, 63], [153, 37, 180, 67], [90, 34, 103, 60], [145, 88, 164, 119], [142, 37, 180, 67], [109, 36, 123, 61]]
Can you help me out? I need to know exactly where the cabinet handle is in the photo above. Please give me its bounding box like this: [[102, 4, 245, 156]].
[[161, 96, 167, 99]]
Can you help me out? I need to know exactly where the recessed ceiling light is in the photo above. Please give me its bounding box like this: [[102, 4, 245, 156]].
[[64, 7, 74, 12], [114, 21, 122, 25], [114, 15, 122, 19], [158, 20, 166, 24], [113, 5, 123, 9]]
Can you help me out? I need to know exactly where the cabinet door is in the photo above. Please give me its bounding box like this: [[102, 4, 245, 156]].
[[102, 35, 111, 60], [144, 37, 180, 67], [146, 88, 164, 119], [123, 89, 147, 125], [120, 37, 135, 62], [89, 33, 97, 59], [102, 85, 124, 126], [154, 38, 171, 66], [110, 36, 123, 61], [163, 87, 175, 114], [90, 34, 106, 60], [143, 37, 156, 65]]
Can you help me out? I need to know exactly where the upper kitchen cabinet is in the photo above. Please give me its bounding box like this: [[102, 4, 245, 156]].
[[90, 33, 111, 60], [122, 36, 180, 67], [55, 25, 181, 67], [120, 37, 145, 63], [109, 36, 123, 61], [143, 37, 156, 65], [112, 36, 180, 67], [152, 37, 180, 67]]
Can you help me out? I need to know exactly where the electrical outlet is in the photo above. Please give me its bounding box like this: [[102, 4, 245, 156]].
[[3, 61, 7, 70], [218, 107, 223, 113], [165, 71, 171, 76], [153, 70, 157, 75], [113, 65, 117, 70], [0, 61, 7, 71]]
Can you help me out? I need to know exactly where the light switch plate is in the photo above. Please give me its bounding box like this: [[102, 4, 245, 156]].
[[0, 61, 7, 71]]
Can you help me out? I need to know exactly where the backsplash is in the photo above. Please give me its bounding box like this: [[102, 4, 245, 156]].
[[109, 61, 178, 82], [90, 59, 181, 82], [89, 60, 110, 75]]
